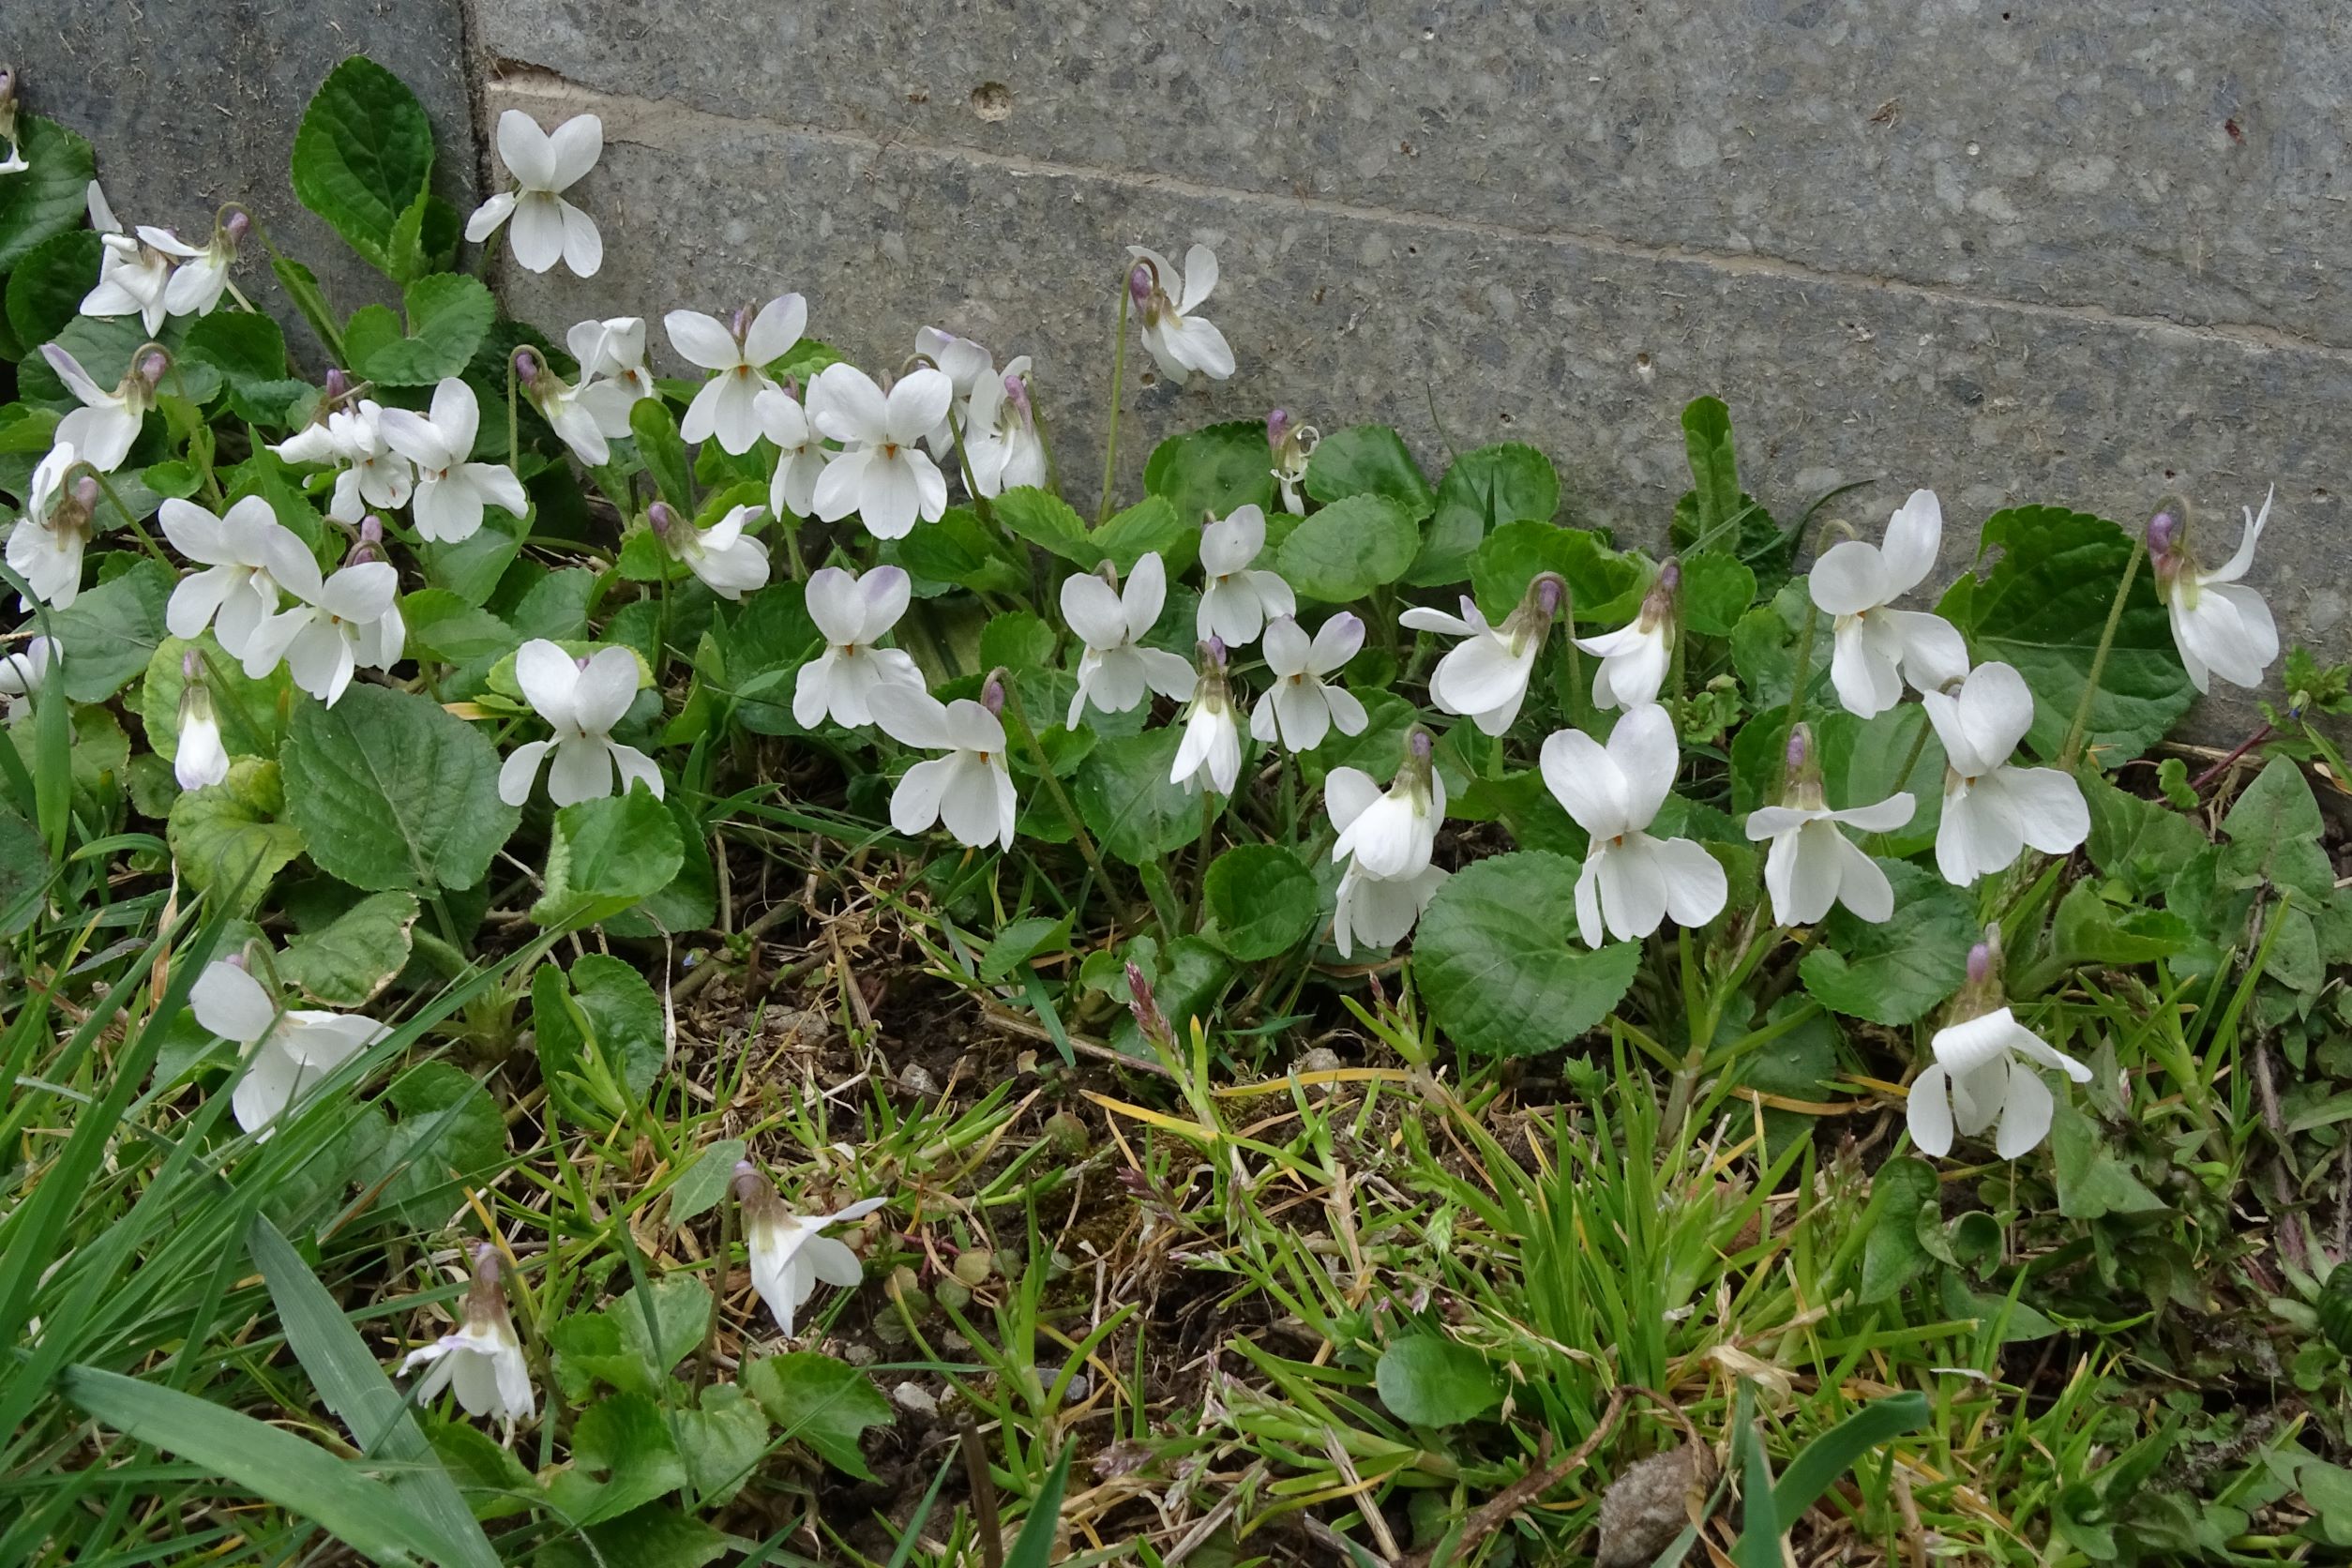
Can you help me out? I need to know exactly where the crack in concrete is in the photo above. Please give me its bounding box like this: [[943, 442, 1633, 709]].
[[486, 63, 2352, 367]]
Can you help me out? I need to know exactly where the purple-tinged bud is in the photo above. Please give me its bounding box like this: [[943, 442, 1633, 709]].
[[1785, 723, 1812, 775], [1409, 727, 1433, 762], [1266, 408, 1290, 449], [2146, 508, 2179, 559], [1534, 572, 1564, 618], [1128, 262, 1154, 309], [1201, 635, 1228, 671], [359, 515, 383, 545], [731, 305, 753, 342], [471, 1241, 502, 1284], [138, 351, 169, 387], [324, 366, 352, 400], [1656, 558, 1682, 596], [181, 648, 204, 682], [647, 500, 677, 537], [511, 347, 541, 388], [980, 671, 1007, 716], [1002, 370, 1032, 419], [70, 475, 100, 512], [1966, 941, 1993, 987], [222, 208, 250, 247]]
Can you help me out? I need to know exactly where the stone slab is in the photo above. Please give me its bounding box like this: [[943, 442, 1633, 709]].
[[478, 0, 2352, 350], [4, 0, 479, 355], [487, 74, 2349, 740]]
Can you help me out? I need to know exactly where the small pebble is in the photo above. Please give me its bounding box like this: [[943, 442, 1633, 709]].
[[893, 1381, 939, 1416]]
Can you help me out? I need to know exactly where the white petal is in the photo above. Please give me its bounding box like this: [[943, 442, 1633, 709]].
[[1993, 1061, 2055, 1159], [1906, 1064, 1955, 1157], [742, 294, 808, 365], [665, 310, 741, 371], [1650, 835, 1727, 929], [1324, 767, 1381, 834], [1539, 727, 1629, 837], [191, 960, 276, 1042], [1809, 540, 1893, 615], [1877, 490, 1942, 594], [499, 739, 552, 806], [1606, 703, 1679, 832], [1829, 620, 1904, 719]]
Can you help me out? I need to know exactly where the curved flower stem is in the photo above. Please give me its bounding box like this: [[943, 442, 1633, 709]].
[[506, 354, 520, 468], [998, 677, 1138, 929], [2059, 535, 2146, 771], [1095, 279, 1132, 526], [79, 465, 175, 573]]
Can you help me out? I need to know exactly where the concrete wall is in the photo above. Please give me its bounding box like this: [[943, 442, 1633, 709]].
[[10, 2, 2350, 725]]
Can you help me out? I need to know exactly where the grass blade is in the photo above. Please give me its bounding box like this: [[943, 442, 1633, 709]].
[[1005, 1440, 1075, 1568], [1771, 1391, 1928, 1524]]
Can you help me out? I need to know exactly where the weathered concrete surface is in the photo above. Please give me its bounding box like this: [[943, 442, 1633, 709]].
[[4, 0, 478, 351], [478, 1, 2352, 350], [482, 55, 2352, 730]]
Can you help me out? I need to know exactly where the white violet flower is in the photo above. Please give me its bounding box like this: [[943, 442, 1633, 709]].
[[173, 651, 230, 790], [668, 294, 807, 455], [2149, 490, 2279, 694], [1170, 640, 1244, 795], [1126, 244, 1235, 382], [81, 227, 177, 335], [796, 565, 925, 729], [498, 641, 662, 807], [1400, 572, 1563, 737], [654, 500, 769, 602], [43, 342, 158, 474], [376, 378, 527, 544], [1196, 504, 1295, 647], [753, 386, 828, 518], [566, 316, 656, 404], [271, 399, 415, 526], [1810, 489, 1971, 719], [242, 543, 403, 707], [1541, 702, 1728, 947], [1327, 731, 1450, 959], [158, 494, 312, 659], [400, 1244, 535, 1439], [966, 357, 1048, 497], [1062, 551, 1195, 728], [1921, 660, 2088, 887], [467, 109, 603, 277], [1252, 612, 1367, 752], [1907, 941, 2090, 1160], [8, 444, 98, 608], [734, 1164, 888, 1339], [516, 347, 634, 468], [1741, 723, 1915, 927], [148, 210, 249, 320], [807, 363, 954, 539], [189, 954, 388, 1138], [1267, 409, 1317, 516], [868, 684, 1018, 851], [0, 636, 58, 721], [912, 325, 995, 457], [1576, 561, 1678, 712]]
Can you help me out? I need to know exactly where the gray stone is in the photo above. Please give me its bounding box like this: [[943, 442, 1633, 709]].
[[5, 0, 478, 357], [485, 68, 2348, 738], [477, 0, 2352, 349]]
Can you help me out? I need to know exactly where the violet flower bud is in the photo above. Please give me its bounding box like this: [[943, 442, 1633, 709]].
[[1408, 727, 1434, 762], [1128, 262, 1153, 309], [1655, 559, 1682, 596], [70, 476, 100, 512], [1966, 941, 1993, 987], [222, 208, 250, 247], [980, 671, 1007, 716], [181, 648, 203, 683], [471, 1241, 502, 1285], [1534, 571, 1565, 618], [1785, 723, 1812, 776], [1203, 634, 1228, 671], [138, 351, 170, 387], [324, 367, 351, 400], [646, 500, 677, 537], [512, 347, 541, 388], [2146, 508, 2179, 559], [1266, 408, 1290, 449], [1002, 370, 1032, 419]]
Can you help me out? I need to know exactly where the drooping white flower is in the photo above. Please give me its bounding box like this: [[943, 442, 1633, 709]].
[[1252, 612, 1368, 752], [868, 685, 1018, 851], [566, 316, 656, 405], [667, 295, 807, 455], [796, 565, 925, 729], [82, 227, 176, 335], [1920, 660, 2088, 887], [1326, 731, 1450, 959], [158, 495, 312, 658], [173, 652, 230, 790], [1126, 244, 1235, 382], [1196, 504, 1294, 647], [1170, 640, 1244, 795], [498, 641, 662, 807], [517, 347, 634, 468], [270, 400, 415, 526], [466, 110, 603, 277], [42, 343, 155, 474], [189, 955, 388, 1138], [242, 551, 403, 706], [1576, 561, 1679, 712], [1062, 552, 1195, 728], [1400, 572, 1563, 737], [753, 387, 828, 518], [656, 501, 769, 601], [1811, 490, 1971, 719], [965, 358, 1048, 497], [376, 378, 527, 544], [1267, 409, 1317, 516], [148, 210, 249, 320], [1741, 724, 1915, 927], [734, 1163, 888, 1339], [1541, 703, 1727, 947], [400, 1244, 535, 1440], [0, 636, 58, 721], [912, 325, 995, 458], [8, 444, 98, 608], [1907, 942, 2089, 1160], [807, 364, 953, 540], [2148, 490, 2280, 694]]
